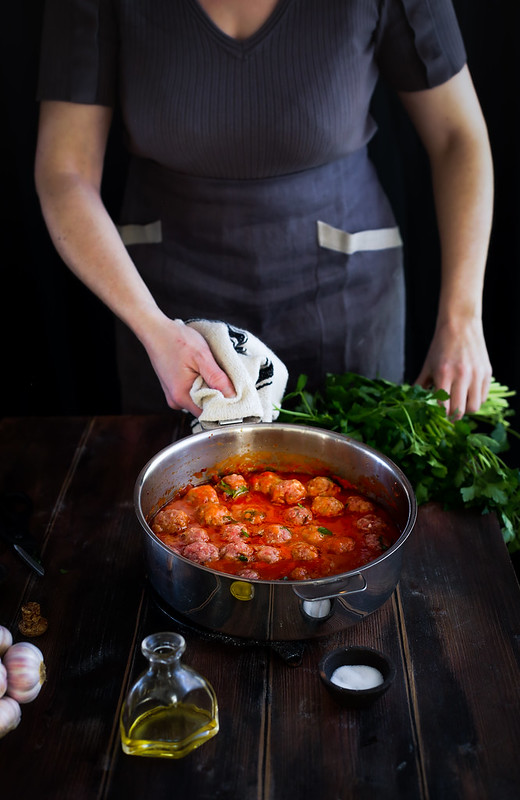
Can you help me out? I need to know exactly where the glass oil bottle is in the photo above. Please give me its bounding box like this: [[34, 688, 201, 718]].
[[120, 632, 219, 758]]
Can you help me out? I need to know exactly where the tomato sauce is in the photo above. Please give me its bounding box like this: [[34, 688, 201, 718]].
[[149, 470, 399, 582]]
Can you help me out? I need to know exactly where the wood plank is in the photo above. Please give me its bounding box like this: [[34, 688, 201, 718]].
[[103, 593, 268, 800], [265, 599, 423, 800], [0, 415, 182, 799], [0, 416, 90, 624], [397, 503, 520, 800], [2, 418, 519, 800]]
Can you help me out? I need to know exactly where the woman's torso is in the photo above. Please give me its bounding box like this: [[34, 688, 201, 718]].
[[38, 0, 466, 180], [115, 0, 380, 179], [36, 0, 466, 407]]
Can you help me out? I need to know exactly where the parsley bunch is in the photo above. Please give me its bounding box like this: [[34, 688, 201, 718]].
[[278, 373, 520, 553]]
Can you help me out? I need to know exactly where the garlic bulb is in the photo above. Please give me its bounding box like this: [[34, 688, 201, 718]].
[[0, 660, 7, 698], [3, 641, 46, 704], [0, 624, 13, 657], [0, 696, 21, 738]]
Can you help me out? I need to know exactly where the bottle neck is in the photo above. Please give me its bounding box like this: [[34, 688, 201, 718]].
[[142, 632, 186, 664]]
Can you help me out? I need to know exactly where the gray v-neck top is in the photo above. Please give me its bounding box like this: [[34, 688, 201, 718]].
[[37, 0, 466, 180]]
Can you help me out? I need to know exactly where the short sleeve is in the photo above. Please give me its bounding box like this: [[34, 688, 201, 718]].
[[374, 0, 467, 91], [37, 0, 118, 105]]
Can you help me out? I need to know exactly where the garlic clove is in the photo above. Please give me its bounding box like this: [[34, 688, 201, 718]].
[[3, 641, 46, 705], [0, 660, 7, 698], [0, 695, 22, 738], [0, 624, 13, 657], [7, 681, 43, 704]]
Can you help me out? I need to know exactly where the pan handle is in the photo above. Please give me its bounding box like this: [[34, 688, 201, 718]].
[[292, 572, 367, 602]]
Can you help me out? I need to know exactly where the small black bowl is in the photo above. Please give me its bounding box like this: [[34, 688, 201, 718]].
[[319, 645, 396, 708]]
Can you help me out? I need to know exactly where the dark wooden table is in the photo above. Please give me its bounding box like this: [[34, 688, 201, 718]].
[[1, 415, 519, 800]]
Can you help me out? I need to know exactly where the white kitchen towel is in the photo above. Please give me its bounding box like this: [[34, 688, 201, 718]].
[[185, 319, 289, 433]]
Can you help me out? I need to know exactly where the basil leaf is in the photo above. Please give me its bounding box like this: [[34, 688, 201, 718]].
[[318, 526, 333, 536]]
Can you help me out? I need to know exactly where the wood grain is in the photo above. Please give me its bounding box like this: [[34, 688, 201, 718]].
[[397, 503, 520, 800], [0, 416, 518, 800]]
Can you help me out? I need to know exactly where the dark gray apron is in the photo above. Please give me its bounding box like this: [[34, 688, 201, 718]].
[[116, 148, 405, 413]]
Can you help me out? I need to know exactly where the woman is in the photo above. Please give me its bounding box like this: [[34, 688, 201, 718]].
[[34, 0, 493, 419]]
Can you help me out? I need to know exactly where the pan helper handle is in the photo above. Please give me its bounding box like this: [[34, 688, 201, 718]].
[[292, 572, 368, 602]]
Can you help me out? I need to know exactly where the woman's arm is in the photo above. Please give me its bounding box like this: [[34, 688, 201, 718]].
[[35, 100, 235, 414], [398, 65, 494, 417]]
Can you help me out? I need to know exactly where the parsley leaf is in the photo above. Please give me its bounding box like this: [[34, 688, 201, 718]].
[[279, 373, 520, 553]]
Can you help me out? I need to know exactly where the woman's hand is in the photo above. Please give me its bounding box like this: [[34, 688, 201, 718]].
[[399, 66, 494, 417], [415, 316, 492, 418], [141, 317, 236, 417]]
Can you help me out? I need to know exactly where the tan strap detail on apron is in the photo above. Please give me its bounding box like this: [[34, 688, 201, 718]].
[[117, 220, 163, 246], [317, 220, 402, 255]]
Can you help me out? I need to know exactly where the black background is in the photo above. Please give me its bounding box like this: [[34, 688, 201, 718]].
[[1, 1, 519, 468]]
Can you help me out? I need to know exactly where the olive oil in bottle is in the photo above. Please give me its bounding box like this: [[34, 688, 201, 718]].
[[120, 633, 219, 758]]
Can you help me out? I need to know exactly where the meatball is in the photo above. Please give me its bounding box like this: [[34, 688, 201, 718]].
[[237, 568, 260, 580], [270, 479, 307, 505], [306, 476, 340, 497], [185, 484, 219, 506], [324, 536, 356, 554], [283, 504, 313, 526], [254, 545, 282, 563], [291, 542, 319, 560], [299, 525, 327, 546], [289, 566, 310, 580], [160, 534, 185, 554], [259, 524, 292, 544], [356, 514, 386, 533], [221, 523, 249, 542], [180, 525, 209, 544], [311, 496, 344, 517], [151, 507, 190, 535], [346, 495, 375, 514], [220, 540, 254, 560], [182, 541, 220, 564], [249, 471, 282, 494], [219, 473, 249, 495], [197, 502, 234, 526], [238, 507, 267, 525], [364, 529, 391, 551], [364, 532, 385, 550]]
